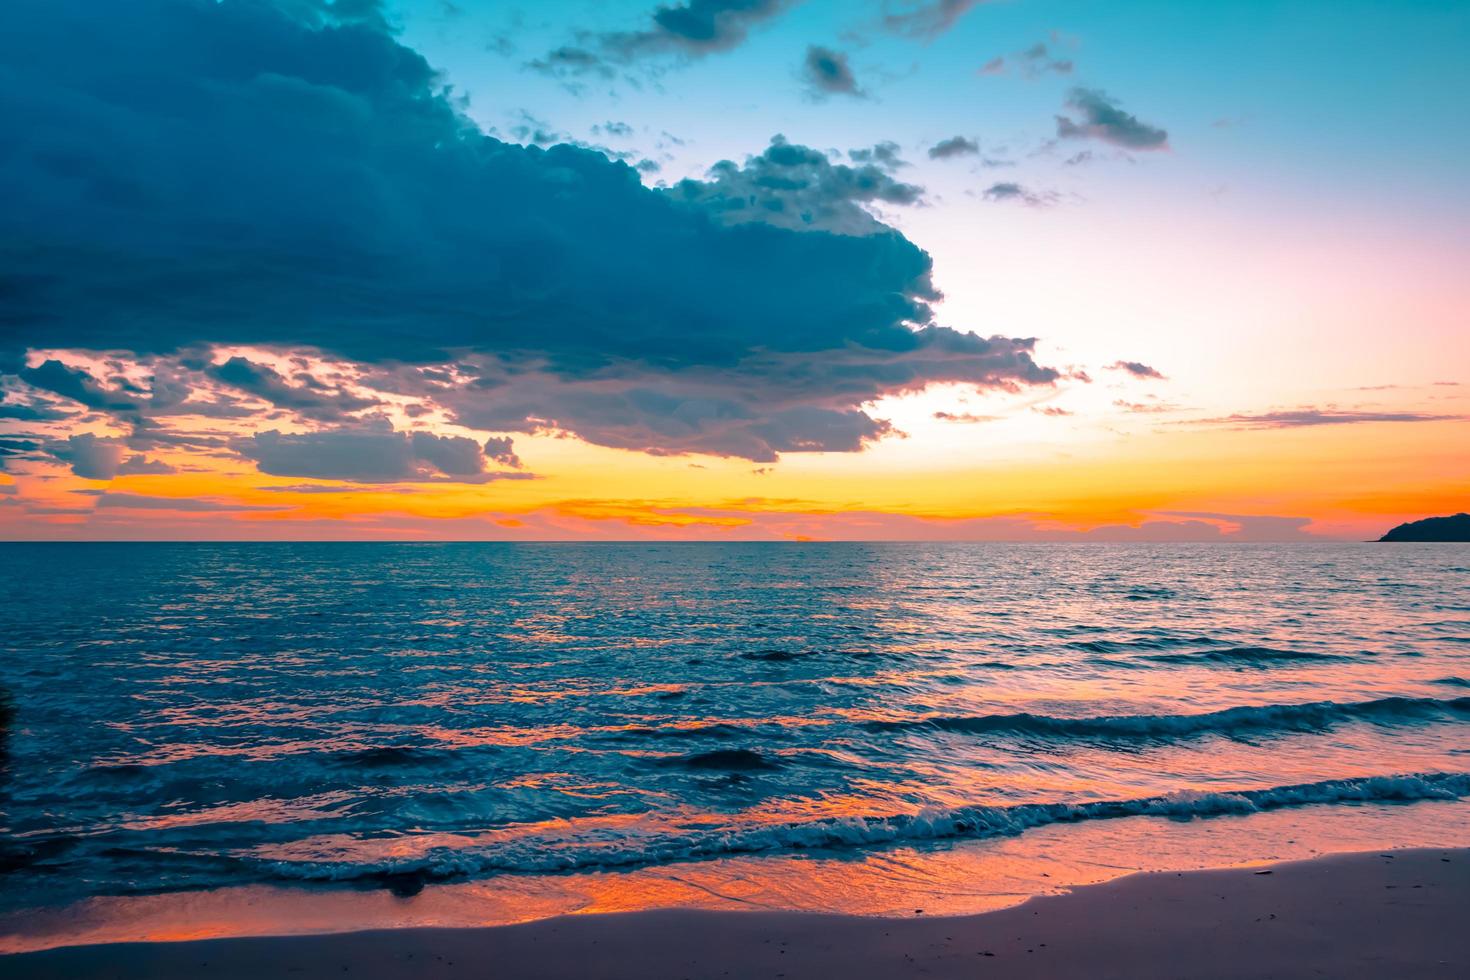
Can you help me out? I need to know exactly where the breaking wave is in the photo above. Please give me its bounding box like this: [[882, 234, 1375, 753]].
[[861, 695, 1470, 740], [256, 771, 1470, 884]]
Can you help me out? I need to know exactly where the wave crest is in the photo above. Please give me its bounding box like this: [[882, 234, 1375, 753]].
[[862, 695, 1470, 740], [256, 771, 1470, 884]]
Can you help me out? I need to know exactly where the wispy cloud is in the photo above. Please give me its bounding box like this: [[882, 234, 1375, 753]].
[[982, 182, 1059, 207], [96, 493, 289, 512], [1113, 399, 1180, 414], [1192, 409, 1463, 429], [1108, 360, 1166, 380], [980, 41, 1073, 79], [530, 0, 796, 81], [881, 0, 992, 39]]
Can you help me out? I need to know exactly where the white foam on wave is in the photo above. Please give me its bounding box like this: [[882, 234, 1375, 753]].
[[257, 771, 1470, 883]]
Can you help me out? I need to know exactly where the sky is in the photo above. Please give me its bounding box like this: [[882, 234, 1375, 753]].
[[1, 0, 1466, 541]]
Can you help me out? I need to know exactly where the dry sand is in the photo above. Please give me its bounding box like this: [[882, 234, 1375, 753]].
[[3, 847, 1466, 979]]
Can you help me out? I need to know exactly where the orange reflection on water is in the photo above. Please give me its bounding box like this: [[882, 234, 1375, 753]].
[[6, 798, 1466, 955]]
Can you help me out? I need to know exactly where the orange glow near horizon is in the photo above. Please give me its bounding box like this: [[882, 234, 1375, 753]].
[[3, 395, 1466, 540]]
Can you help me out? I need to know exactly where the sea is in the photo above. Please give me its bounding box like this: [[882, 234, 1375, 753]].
[[1, 542, 1467, 945]]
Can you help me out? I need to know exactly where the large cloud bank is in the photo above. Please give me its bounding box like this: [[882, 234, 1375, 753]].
[[0, 0, 1056, 470]]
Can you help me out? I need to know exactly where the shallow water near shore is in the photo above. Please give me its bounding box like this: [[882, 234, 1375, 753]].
[[1, 542, 1467, 936]]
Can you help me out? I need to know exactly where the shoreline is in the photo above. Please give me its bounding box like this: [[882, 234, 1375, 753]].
[[3, 847, 1466, 978], [5, 795, 1468, 955]]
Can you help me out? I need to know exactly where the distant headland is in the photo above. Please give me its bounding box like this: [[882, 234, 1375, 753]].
[[1378, 513, 1470, 541]]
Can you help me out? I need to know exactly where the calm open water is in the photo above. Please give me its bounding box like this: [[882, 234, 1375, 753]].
[[1, 542, 1467, 916]]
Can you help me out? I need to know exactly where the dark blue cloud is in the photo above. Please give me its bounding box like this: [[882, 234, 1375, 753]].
[[802, 45, 863, 98], [0, 439, 41, 472], [1056, 88, 1169, 150], [235, 419, 535, 482], [19, 361, 141, 414], [209, 356, 380, 421], [846, 141, 907, 172], [595, 0, 794, 62], [0, 399, 72, 422], [530, 0, 794, 80], [0, 0, 1059, 463], [672, 136, 922, 234], [634, 0, 792, 54], [928, 136, 979, 160]]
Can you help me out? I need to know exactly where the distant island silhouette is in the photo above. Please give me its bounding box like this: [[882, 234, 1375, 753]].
[[1378, 513, 1470, 541]]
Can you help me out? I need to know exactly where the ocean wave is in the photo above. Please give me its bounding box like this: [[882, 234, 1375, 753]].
[[860, 695, 1470, 740], [254, 771, 1470, 885], [661, 749, 782, 771], [1143, 646, 1350, 667], [330, 746, 449, 768], [741, 648, 886, 662]]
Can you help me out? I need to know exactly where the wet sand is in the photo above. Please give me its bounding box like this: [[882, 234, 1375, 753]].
[[4, 848, 1466, 979]]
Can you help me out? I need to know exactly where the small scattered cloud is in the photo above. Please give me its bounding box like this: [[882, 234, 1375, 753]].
[[1056, 88, 1168, 150], [483, 435, 523, 469], [593, 120, 635, 138], [1113, 399, 1179, 414], [525, 46, 615, 82], [982, 182, 1058, 207], [532, 0, 795, 80], [981, 41, 1072, 79], [847, 141, 907, 172], [117, 455, 176, 475], [613, 0, 793, 56], [1108, 360, 1166, 380], [1034, 405, 1073, 417], [881, 0, 991, 39], [802, 45, 863, 98], [1192, 409, 1462, 429], [928, 135, 980, 160], [933, 411, 997, 423]]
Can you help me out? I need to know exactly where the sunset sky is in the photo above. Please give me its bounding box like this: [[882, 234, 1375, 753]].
[[1, 0, 1466, 540]]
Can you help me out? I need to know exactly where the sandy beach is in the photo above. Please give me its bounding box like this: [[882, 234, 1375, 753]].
[[4, 847, 1465, 979]]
